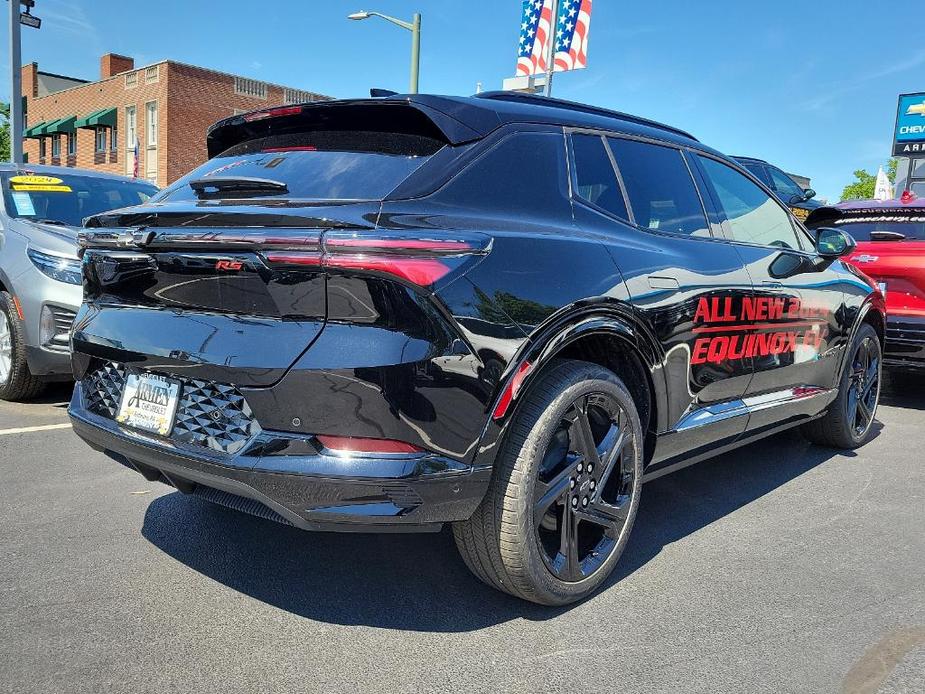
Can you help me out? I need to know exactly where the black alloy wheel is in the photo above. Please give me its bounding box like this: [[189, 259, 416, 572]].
[[533, 392, 636, 582], [802, 323, 881, 449], [453, 359, 643, 605], [846, 333, 880, 438]]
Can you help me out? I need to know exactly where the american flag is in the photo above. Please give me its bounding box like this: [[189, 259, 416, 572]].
[[517, 0, 592, 77], [132, 139, 139, 178]]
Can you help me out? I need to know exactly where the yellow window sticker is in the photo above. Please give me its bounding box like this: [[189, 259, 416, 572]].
[[10, 184, 72, 193], [9, 174, 63, 186]]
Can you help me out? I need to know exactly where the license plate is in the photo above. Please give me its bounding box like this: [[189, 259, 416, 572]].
[[116, 373, 181, 436]]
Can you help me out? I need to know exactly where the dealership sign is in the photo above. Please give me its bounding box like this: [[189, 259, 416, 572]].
[[893, 92, 925, 156]]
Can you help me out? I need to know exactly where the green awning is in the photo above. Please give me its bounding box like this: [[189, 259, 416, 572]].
[[42, 115, 77, 135], [75, 107, 116, 129], [23, 121, 48, 139]]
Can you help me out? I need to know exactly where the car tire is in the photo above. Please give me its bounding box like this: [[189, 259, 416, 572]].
[[801, 323, 881, 449], [0, 291, 46, 402], [453, 359, 643, 605]]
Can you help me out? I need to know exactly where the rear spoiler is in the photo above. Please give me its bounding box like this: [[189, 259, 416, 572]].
[[206, 96, 495, 159]]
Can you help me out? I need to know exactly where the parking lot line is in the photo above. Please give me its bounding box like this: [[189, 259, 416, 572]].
[[0, 423, 72, 436]]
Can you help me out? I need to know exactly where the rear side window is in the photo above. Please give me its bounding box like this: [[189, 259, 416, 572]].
[[607, 138, 709, 237], [570, 134, 629, 220], [435, 131, 570, 218], [697, 155, 803, 250], [158, 130, 441, 202]]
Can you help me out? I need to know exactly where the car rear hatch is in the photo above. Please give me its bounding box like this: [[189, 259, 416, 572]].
[[75, 99, 492, 387]]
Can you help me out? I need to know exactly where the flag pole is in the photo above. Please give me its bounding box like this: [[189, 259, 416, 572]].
[[543, 0, 560, 97]]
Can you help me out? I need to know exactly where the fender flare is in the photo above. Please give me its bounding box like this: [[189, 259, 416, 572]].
[[838, 293, 887, 375], [470, 303, 668, 469]]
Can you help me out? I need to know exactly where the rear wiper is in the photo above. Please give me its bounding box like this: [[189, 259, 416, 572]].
[[189, 176, 289, 199], [870, 230, 906, 241]]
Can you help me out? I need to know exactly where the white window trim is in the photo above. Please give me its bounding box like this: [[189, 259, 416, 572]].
[[67, 131, 77, 157], [144, 100, 158, 149], [51, 135, 61, 158], [125, 105, 137, 149], [145, 65, 159, 84], [95, 127, 108, 153], [125, 72, 138, 89]]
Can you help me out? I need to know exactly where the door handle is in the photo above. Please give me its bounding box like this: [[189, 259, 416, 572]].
[[761, 281, 783, 291]]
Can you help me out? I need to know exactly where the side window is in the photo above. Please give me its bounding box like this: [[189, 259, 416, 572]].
[[698, 156, 803, 250], [607, 137, 710, 237], [570, 134, 629, 220], [767, 166, 805, 200], [437, 131, 570, 218], [740, 161, 772, 187]]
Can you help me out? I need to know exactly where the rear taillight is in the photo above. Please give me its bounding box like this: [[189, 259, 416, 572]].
[[263, 231, 491, 287]]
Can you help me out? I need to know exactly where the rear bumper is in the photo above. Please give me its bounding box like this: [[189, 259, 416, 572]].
[[884, 316, 925, 368], [68, 383, 490, 533]]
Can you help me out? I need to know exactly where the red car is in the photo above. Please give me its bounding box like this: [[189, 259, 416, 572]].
[[808, 194, 925, 368]]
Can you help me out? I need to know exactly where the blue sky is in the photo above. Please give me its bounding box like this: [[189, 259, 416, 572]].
[[2, 0, 921, 201]]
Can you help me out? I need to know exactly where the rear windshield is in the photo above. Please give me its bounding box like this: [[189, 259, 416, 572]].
[[158, 131, 442, 203], [1, 172, 157, 227], [835, 215, 925, 241]]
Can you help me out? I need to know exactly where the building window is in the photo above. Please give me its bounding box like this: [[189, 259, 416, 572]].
[[95, 127, 107, 153], [284, 88, 315, 105], [51, 135, 61, 158], [145, 66, 159, 84], [110, 123, 118, 151], [234, 77, 267, 99], [145, 101, 158, 147], [39, 138, 46, 160], [125, 72, 137, 88], [67, 131, 77, 157], [125, 105, 137, 177]]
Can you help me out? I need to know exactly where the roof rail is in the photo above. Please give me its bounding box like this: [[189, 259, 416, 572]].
[[475, 91, 699, 142]]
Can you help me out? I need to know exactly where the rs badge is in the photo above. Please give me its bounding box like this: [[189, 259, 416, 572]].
[[215, 260, 244, 271]]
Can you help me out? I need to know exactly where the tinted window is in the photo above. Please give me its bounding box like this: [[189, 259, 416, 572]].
[[571, 134, 628, 220], [436, 132, 570, 217], [768, 166, 804, 199], [740, 161, 772, 187], [159, 131, 441, 202], [607, 138, 709, 236], [835, 218, 925, 241], [698, 156, 802, 249], [0, 172, 157, 227]]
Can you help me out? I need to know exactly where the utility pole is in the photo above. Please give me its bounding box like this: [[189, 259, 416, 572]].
[[8, 0, 24, 163], [543, 0, 560, 97]]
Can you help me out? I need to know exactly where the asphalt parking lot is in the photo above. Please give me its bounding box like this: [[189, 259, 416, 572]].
[[1, 376, 923, 694]]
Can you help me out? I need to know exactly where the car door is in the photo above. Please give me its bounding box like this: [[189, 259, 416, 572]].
[[693, 153, 848, 432], [568, 132, 755, 465]]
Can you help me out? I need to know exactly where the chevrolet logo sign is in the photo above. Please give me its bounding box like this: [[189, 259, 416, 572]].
[[907, 101, 925, 117]]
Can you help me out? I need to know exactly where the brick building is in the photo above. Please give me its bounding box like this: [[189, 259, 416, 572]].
[[21, 53, 330, 188]]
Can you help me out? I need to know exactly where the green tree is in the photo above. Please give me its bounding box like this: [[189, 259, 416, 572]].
[[0, 102, 10, 163], [840, 159, 897, 201]]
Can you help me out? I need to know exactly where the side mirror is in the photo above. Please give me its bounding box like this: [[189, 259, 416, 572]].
[[815, 227, 856, 259], [803, 188, 817, 200]]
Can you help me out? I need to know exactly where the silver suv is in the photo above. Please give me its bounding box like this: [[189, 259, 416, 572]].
[[0, 165, 157, 400]]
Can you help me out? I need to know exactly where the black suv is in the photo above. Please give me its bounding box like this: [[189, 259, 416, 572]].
[[733, 156, 823, 221], [69, 93, 885, 605]]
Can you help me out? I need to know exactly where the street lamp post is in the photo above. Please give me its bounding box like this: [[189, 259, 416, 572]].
[[348, 10, 421, 94]]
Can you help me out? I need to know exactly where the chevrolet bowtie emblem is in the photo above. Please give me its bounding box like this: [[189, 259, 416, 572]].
[[907, 101, 925, 117], [852, 254, 879, 263]]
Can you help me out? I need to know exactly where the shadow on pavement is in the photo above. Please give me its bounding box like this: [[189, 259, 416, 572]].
[[142, 426, 856, 632], [881, 370, 925, 411]]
